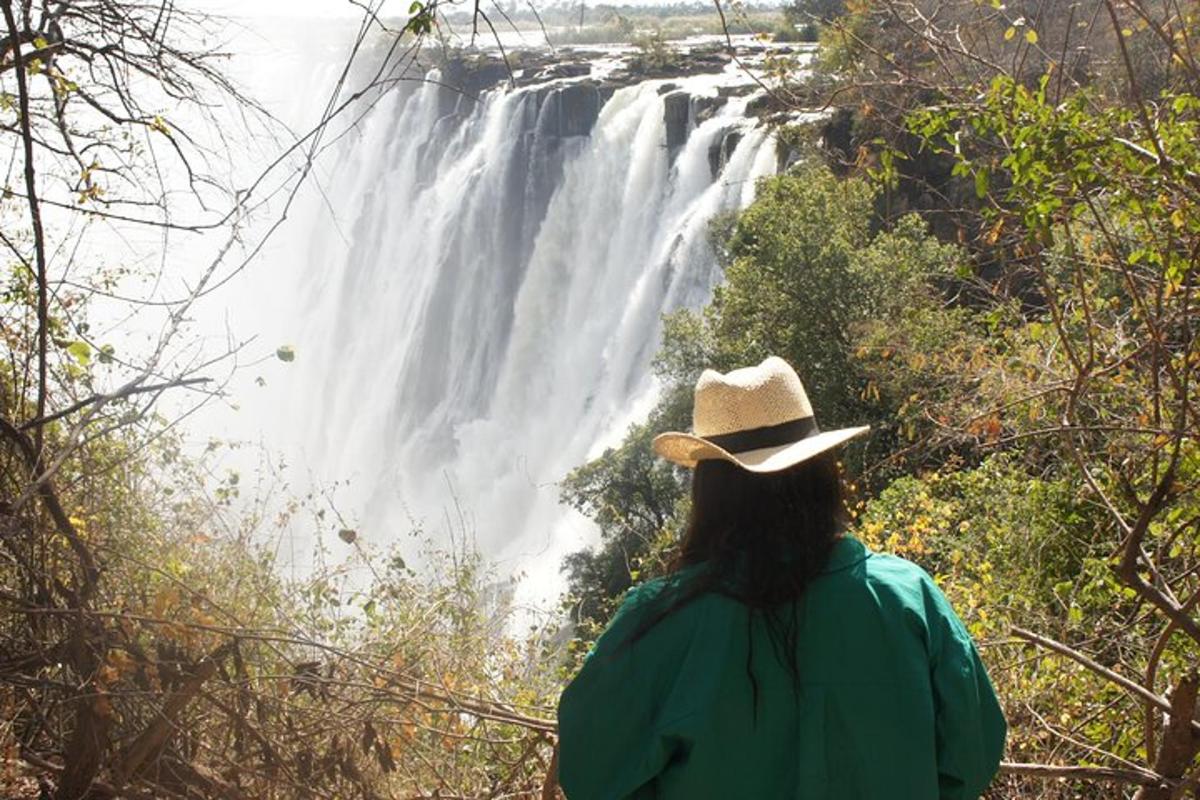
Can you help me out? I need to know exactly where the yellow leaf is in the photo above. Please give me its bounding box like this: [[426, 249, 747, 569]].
[[985, 217, 1004, 244], [1004, 26, 1016, 40], [1025, 29, 1038, 44]]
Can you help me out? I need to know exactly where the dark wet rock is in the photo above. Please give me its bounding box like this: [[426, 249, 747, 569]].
[[662, 91, 692, 151], [436, 42, 741, 105], [441, 57, 511, 99], [692, 94, 726, 124], [546, 61, 592, 79], [820, 107, 855, 168], [428, 46, 775, 164], [718, 84, 756, 99], [746, 91, 795, 120], [541, 81, 603, 137], [603, 45, 732, 86], [708, 128, 743, 178]]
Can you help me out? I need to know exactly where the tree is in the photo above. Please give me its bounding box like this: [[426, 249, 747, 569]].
[[561, 163, 970, 655], [560, 387, 689, 641], [818, 0, 1200, 791], [784, 0, 845, 27], [1, 2, 560, 797], [663, 165, 966, 477], [584, 0, 1200, 792]]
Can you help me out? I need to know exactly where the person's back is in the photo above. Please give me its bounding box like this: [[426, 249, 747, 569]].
[[556, 357, 1006, 799], [559, 536, 1006, 799]]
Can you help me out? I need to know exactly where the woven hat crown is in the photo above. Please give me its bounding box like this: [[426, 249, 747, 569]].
[[693, 356, 815, 437], [653, 355, 868, 472]]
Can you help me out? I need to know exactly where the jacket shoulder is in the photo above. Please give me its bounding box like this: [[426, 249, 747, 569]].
[[856, 551, 951, 628], [624, 563, 707, 611], [865, 551, 939, 588], [588, 566, 708, 653]]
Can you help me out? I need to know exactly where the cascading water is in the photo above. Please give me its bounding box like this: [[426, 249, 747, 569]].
[[269, 48, 789, 603]]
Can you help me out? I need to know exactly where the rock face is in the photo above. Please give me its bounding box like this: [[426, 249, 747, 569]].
[[437, 43, 736, 105], [692, 94, 724, 124], [662, 91, 733, 162], [662, 91, 692, 152], [538, 81, 603, 138], [438, 58, 512, 116], [708, 129, 743, 179], [432, 48, 764, 173], [543, 62, 591, 80]]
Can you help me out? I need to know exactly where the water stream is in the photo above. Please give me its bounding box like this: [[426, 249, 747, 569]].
[[252, 48, 788, 605]]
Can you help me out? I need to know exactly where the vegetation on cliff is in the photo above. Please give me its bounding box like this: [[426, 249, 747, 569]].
[[564, 0, 1200, 795], [0, 4, 559, 798]]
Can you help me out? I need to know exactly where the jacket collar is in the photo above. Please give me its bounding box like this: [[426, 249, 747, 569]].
[[821, 534, 870, 574]]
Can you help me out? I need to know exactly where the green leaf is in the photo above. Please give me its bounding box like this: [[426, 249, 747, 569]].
[[974, 167, 990, 199], [67, 341, 91, 365], [276, 345, 296, 362]]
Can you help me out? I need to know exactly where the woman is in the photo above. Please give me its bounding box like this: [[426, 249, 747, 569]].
[[557, 356, 1006, 799]]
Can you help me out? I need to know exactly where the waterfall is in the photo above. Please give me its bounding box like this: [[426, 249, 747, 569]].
[[272, 56, 781, 602]]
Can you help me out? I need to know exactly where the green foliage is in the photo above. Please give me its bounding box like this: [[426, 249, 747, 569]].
[[404, 1, 436, 36], [2, 399, 561, 797], [771, 21, 819, 43], [857, 455, 1099, 635], [563, 163, 968, 650], [889, 31, 1200, 791], [627, 31, 682, 73], [664, 165, 963, 459], [564, 12, 1200, 788], [560, 386, 691, 637], [784, 0, 845, 26]]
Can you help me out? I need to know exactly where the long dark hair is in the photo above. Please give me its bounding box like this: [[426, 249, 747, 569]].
[[629, 451, 849, 715]]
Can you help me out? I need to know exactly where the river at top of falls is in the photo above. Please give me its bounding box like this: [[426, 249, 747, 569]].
[[231, 37, 814, 610]]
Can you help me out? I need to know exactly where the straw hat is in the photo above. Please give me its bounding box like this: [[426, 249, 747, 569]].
[[652, 356, 869, 473]]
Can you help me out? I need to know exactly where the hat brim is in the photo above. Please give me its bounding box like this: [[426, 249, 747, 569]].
[[652, 425, 870, 473]]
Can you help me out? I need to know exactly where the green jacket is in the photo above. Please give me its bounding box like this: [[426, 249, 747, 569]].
[[557, 535, 1006, 799]]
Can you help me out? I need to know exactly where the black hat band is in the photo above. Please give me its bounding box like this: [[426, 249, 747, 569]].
[[703, 416, 820, 455]]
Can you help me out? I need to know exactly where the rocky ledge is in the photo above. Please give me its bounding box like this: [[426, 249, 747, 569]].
[[436, 42, 744, 97], [431, 45, 791, 180]]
